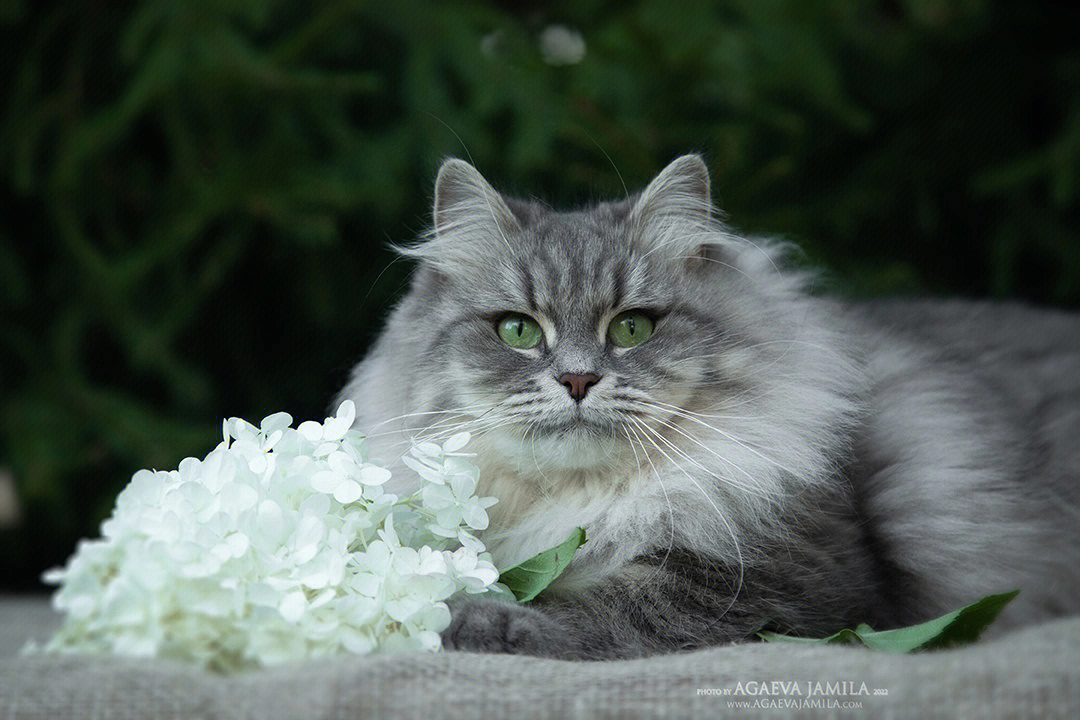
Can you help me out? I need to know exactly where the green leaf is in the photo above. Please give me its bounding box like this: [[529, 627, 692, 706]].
[[498, 527, 587, 603], [758, 590, 1019, 652]]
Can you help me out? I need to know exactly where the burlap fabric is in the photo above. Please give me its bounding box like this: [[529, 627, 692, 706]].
[[1, 596, 1077, 719]]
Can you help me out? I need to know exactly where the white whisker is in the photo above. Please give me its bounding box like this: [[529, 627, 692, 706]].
[[627, 416, 745, 615], [635, 399, 799, 477]]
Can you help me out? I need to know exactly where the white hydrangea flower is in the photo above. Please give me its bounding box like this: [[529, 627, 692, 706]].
[[538, 25, 586, 66], [404, 433, 498, 549], [38, 401, 503, 672]]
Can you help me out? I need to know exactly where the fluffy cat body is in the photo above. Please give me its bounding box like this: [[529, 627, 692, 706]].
[[338, 155, 1080, 658]]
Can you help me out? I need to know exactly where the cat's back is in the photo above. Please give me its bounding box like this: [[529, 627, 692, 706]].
[[854, 295, 1080, 458], [834, 297, 1080, 625], [845, 298, 1080, 434], [847, 298, 1080, 373], [842, 296, 1080, 484]]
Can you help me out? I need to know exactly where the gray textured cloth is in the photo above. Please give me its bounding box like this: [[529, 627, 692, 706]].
[[1, 597, 1077, 719]]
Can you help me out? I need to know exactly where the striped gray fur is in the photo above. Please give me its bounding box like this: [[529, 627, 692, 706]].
[[338, 155, 1080, 658]]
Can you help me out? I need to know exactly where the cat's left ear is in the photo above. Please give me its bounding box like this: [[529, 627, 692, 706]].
[[627, 154, 715, 258]]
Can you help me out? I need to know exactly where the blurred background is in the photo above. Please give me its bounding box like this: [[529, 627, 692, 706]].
[[2, 0, 1079, 591]]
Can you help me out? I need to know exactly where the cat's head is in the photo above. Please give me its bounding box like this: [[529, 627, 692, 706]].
[[392, 155, 807, 476]]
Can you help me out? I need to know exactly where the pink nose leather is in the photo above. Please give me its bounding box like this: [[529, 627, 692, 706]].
[[559, 372, 600, 402]]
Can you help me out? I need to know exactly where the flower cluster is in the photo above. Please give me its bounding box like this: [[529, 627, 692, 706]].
[[40, 401, 505, 671]]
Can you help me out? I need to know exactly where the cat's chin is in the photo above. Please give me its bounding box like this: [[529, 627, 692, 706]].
[[483, 421, 625, 473]]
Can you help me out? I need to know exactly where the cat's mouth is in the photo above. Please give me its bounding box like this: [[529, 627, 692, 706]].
[[529, 413, 614, 437], [486, 411, 627, 472]]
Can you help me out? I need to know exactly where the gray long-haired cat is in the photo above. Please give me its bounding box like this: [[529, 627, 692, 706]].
[[338, 154, 1080, 659]]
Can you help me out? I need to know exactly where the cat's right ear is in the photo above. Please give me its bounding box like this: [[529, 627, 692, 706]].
[[402, 159, 520, 273], [433, 159, 519, 238]]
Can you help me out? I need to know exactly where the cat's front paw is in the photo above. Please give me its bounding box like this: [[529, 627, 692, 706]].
[[442, 597, 569, 657]]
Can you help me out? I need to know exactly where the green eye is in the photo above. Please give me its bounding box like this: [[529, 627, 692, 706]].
[[608, 311, 654, 348], [497, 314, 543, 349]]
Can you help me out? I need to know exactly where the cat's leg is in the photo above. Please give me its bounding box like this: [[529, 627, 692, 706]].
[[442, 547, 858, 659]]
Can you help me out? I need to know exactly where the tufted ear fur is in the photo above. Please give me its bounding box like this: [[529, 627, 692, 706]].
[[433, 158, 518, 240], [399, 158, 520, 273], [627, 154, 717, 259]]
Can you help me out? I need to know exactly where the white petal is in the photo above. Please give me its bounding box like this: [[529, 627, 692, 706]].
[[202, 448, 236, 488], [421, 484, 454, 510], [321, 419, 347, 442], [311, 470, 343, 494], [461, 503, 489, 530], [312, 442, 338, 458], [229, 418, 259, 443], [440, 431, 470, 453], [326, 556, 346, 586], [421, 603, 452, 633], [435, 506, 464, 530], [443, 456, 478, 478], [401, 456, 444, 484], [416, 548, 449, 575], [219, 482, 259, 514], [113, 634, 157, 657], [260, 411, 293, 434], [448, 472, 476, 500], [458, 531, 486, 553], [385, 598, 423, 622], [298, 493, 330, 518], [262, 429, 284, 450], [328, 451, 358, 477], [255, 500, 285, 542], [335, 400, 356, 426], [292, 515, 326, 554], [427, 523, 459, 539], [225, 532, 250, 557], [332, 480, 362, 504], [297, 421, 324, 442], [415, 629, 442, 652], [392, 546, 420, 574], [247, 583, 279, 607], [351, 572, 382, 597], [359, 541, 392, 573], [248, 453, 268, 474], [322, 405, 354, 441], [177, 457, 201, 482], [181, 554, 223, 578], [359, 465, 392, 486], [41, 567, 65, 585], [341, 628, 377, 654], [411, 442, 443, 458], [309, 587, 336, 610], [442, 432, 470, 454], [467, 563, 500, 587], [299, 556, 332, 589], [279, 591, 308, 623]]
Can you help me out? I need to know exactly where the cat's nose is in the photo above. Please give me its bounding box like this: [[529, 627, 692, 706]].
[[558, 372, 600, 402]]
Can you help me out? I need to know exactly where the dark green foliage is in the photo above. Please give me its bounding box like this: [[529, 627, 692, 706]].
[[1, 1, 1078, 588]]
